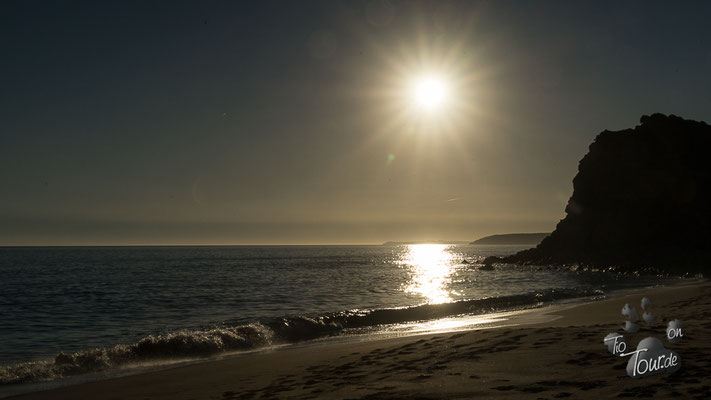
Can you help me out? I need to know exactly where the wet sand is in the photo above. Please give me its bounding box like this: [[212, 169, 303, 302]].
[[9, 282, 711, 399]]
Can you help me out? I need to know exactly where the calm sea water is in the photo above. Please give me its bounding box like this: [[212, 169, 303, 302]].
[[0, 244, 687, 388]]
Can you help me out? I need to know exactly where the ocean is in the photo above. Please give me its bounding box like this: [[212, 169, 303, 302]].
[[0, 244, 690, 393]]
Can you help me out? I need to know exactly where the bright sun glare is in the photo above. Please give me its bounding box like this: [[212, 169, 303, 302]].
[[400, 244, 455, 304], [414, 77, 446, 109]]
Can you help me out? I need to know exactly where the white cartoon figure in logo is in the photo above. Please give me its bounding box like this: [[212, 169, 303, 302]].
[[621, 303, 639, 333], [641, 297, 656, 327]]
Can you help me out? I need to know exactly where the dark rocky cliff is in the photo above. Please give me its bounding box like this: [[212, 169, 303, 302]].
[[489, 114, 711, 274]]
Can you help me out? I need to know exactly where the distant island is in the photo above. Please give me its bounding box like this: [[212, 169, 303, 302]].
[[470, 233, 550, 245], [486, 114, 711, 274], [381, 241, 470, 246]]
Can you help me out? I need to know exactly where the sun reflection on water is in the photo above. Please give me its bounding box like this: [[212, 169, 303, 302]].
[[398, 244, 457, 304]]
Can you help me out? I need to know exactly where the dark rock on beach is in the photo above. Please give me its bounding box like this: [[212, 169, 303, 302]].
[[486, 114, 711, 274]]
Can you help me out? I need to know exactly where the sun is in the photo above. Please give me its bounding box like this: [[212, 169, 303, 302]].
[[414, 76, 446, 109]]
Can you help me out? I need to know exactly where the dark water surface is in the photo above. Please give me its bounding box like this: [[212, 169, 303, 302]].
[[0, 245, 688, 387]]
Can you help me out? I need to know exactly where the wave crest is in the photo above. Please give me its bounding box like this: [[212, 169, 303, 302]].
[[0, 324, 272, 385], [1, 288, 602, 385]]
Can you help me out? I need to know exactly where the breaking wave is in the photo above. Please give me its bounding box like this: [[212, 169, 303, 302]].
[[0, 287, 602, 385], [0, 324, 273, 385]]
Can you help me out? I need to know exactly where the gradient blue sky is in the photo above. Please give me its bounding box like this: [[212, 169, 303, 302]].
[[2, 0, 710, 245]]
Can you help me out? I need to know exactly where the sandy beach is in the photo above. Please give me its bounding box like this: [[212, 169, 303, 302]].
[[6, 281, 710, 399]]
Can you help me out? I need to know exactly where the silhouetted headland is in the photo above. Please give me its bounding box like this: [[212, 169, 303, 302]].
[[470, 233, 549, 245], [485, 114, 711, 274]]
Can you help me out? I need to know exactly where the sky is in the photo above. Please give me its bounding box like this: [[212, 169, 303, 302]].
[[2, 0, 711, 245]]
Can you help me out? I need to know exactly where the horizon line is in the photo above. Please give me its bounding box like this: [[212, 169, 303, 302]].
[[0, 242, 479, 248]]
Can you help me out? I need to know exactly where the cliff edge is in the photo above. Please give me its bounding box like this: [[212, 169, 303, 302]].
[[488, 114, 711, 274]]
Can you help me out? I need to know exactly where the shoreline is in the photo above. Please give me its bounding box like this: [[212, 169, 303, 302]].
[[5, 280, 711, 399], [0, 298, 582, 399]]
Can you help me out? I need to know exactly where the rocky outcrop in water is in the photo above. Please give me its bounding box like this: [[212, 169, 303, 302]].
[[487, 114, 711, 274]]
